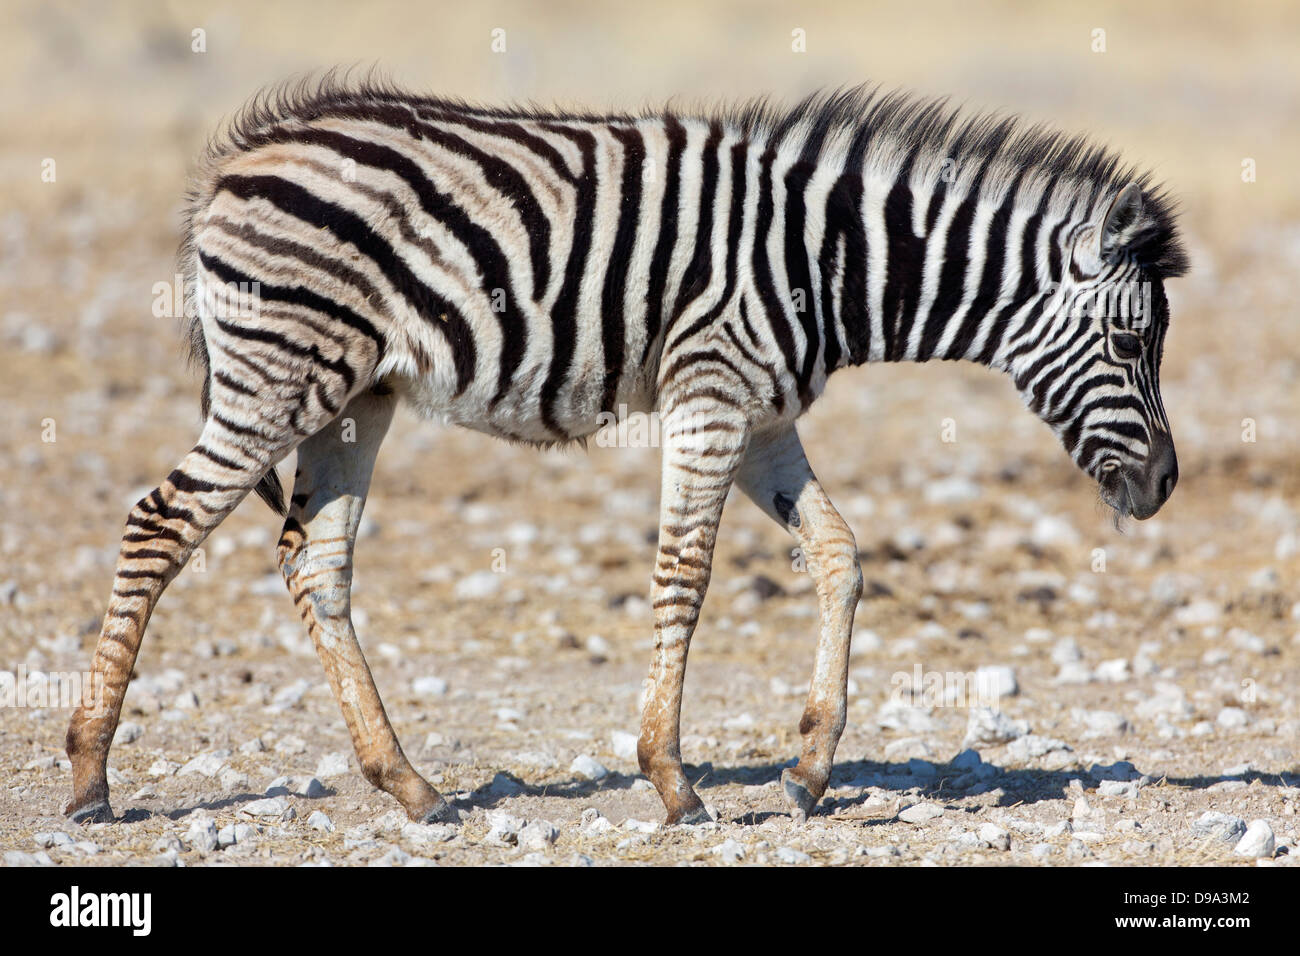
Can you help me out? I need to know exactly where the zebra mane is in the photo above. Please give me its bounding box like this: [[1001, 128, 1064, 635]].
[[197, 69, 1188, 279]]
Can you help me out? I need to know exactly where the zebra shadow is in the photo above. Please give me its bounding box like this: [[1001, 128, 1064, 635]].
[[457, 759, 1298, 825]]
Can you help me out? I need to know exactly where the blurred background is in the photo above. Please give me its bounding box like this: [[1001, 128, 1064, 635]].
[[0, 0, 1296, 860]]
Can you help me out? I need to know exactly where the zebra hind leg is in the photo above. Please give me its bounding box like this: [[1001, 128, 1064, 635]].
[[276, 387, 456, 823], [736, 424, 863, 821], [64, 417, 304, 823]]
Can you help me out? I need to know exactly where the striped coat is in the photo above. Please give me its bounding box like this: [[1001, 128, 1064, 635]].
[[65, 79, 1186, 827]]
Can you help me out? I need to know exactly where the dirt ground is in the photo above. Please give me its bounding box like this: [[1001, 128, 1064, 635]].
[[1, 1, 1297, 866]]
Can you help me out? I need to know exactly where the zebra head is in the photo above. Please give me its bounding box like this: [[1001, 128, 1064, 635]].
[[1014, 182, 1186, 521]]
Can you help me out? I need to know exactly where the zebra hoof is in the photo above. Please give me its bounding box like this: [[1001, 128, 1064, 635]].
[[675, 805, 714, 826], [67, 799, 115, 825], [418, 800, 461, 825], [781, 769, 819, 823]]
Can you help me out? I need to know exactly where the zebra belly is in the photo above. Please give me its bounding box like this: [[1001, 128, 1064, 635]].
[[389, 348, 658, 445]]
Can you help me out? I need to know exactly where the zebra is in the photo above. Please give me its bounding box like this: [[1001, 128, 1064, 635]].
[[64, 78, 1187, 827]]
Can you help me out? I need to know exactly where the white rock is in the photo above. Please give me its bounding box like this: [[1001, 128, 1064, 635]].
[[963, 707, 1030, 748], [240, 796, 290, 818], [455, 571, 501, 600], [898, 802, 943, 824], [875, 699, 938, 733], [580, 808, 616, 835], [518, 820, 559, 851], [977, 822, 1011, 850], [33, 831, 74, 849], [218, 768, 249, 791], [308, 811, 335, 833], [1005, 735, 1072, 764], [1095, 658, 1131, 683], [1192, 811, 1246, 844], [1217, 707, 1250, 730], [411, 676, 448, 697], [623, 818, 661, 834], [173, 690, 200, 710], [1234, 820, 1275, 858], [486, 810, 525, 845], [714, 838, 746, 863], [270, 680, 310, 711], [177, 752, 227, 777], [570, 754, 609, 781], [315, 752, 350, 779], [975, 665, 1019, 700], [115, 722, 143, 744], [775, 845, 812, 864], [1055, 662, 1094, 685], [185, 816, 218, 853], [1078, 710, 1130, 736], [611, 730, 639, 761], [1051, 637, 1083, 665], [1031, 515, 1080, 548]]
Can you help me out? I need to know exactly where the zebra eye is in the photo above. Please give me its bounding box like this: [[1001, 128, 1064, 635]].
[[1111, 333, 1141, 359]]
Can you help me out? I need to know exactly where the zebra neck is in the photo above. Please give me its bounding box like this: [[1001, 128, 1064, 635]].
[[814, 163, 1054, 377]]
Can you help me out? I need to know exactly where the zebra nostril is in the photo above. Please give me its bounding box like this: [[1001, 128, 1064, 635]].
[[1159, 470, 1176, 501]]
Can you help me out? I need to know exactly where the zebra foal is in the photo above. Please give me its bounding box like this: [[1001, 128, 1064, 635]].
[[65, 79, 1186, 826]]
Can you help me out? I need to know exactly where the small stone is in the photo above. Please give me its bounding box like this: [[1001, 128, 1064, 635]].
[[1029, 843, 1056, 860], [1234, 820, 1275, 858], [1095, 659, 1131, 683], [906, 758, 938, 778], [219, 768, 249, 791], [316, 752, 349, 779], [240, 796, 290, 818], [1216, 707, 1250, 730], [951, 748, 983, 770], [274, 735, 308, 755], [1192, 811, 1246, 845], [369, 846, 412, 867], [570, 754, 609, 781], [177, 752, 227, 777], [411, 676, 449, 697], [974, 665, 1019, 700], [308, 811, 335, 833], [147, 758, 178, 777], [611, 730, 639, 761], [455, 571, 501, 600], [714, 838, 746, 863], [486, 810, 525, 845], [963, 707, 1029, 748], [978, 823, 1011, 850], [775, 845, 812, 864], [173, 690, 200, 710], [1097, 780, 1139, 798], [115, 722, 143, 744], [239, 737, 267, 755], [623, 818, 661, 834], [518, 820, 559, 851], [898, 802, 943, 824], [33, 831, 74, 849], [185, 816, 219, 853]]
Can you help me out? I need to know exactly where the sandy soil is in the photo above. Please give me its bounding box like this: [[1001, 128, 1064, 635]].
[[1, 0, 1297, 866]]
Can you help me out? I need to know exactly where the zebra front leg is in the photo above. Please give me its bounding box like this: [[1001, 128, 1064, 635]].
[[277, 389, 456, 824], [638, 396, 749, 825], [737, 424, 863, 821]]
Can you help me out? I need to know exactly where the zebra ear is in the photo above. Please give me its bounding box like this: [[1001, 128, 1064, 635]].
[[1096, 183, 1145, 260]]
